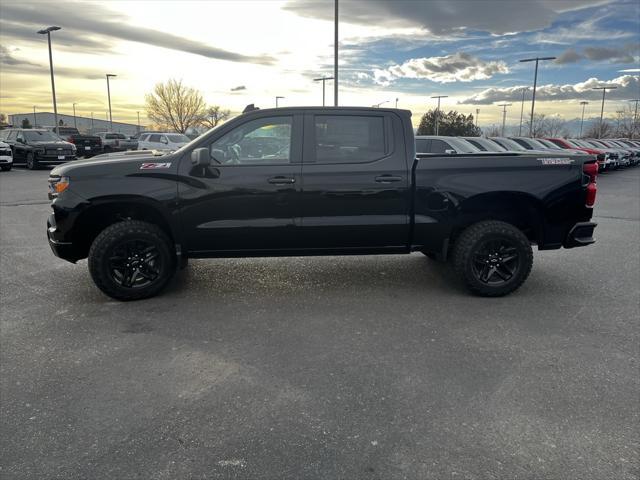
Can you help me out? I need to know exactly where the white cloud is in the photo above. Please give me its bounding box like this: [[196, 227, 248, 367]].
[[373, 53, 509, 85], [459, 75, 640, 104]]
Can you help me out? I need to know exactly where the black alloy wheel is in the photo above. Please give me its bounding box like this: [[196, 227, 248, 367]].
[[107, 239, 162, 289], [470, 239, 520, 285]]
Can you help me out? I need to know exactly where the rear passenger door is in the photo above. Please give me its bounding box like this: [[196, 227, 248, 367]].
[[300, 111, 410, 250]]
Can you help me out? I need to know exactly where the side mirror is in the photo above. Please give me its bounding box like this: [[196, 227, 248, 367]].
[[445, 149, 457, 155], [191, 147, 210, 166]]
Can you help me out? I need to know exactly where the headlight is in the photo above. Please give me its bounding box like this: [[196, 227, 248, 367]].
[[48, 175, 70, 199]]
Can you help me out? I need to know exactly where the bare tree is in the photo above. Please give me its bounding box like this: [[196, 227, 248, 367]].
[[145, 79, 207, 133], [583, 120, 613, 139], [544, 116, 570, 138], [482, 124, 502, 137], [201, 106, 231, 130], [613, 106, 637, 138]]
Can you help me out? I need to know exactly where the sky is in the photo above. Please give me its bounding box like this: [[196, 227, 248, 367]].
[[0, 0, 638, 130]]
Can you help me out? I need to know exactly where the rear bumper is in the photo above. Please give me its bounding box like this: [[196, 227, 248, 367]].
[[563, 221, 597, 248], [47, 214, 78, 263]]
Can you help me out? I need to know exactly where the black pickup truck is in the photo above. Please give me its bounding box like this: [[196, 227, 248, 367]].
[[52, 127, 102, 158], [46, 107, 598, 300]]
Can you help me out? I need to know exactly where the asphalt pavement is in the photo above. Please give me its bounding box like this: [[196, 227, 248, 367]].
[[1, 165, 639, 479]]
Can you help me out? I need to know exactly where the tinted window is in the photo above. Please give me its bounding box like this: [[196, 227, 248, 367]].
[[24, 131, 60, 141], [106, 133, 126, 139], [314, 115, 385, 163], [465, 139, 487, 151], [0, 130, 8, 141], [209, 116, 292, 165], [6, 131, 17, 141], [415, 138, 429, 153], [149, 134, 161, 142], [430, 139, 454, 153], [167, 134, 190, 143], [549, 139, 567, 148], [512, 138, 533, 150]]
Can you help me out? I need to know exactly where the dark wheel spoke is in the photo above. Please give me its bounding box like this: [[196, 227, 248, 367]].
[[494, 266, 511, 281]]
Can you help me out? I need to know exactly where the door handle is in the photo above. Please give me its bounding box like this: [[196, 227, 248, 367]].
[[268, 176, 296, 184], [375, 175, 403, 183]]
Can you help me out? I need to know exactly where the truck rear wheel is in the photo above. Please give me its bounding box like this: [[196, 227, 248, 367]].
[[452, 220, 533, 297], [88, 220, 176, 301], [26, 152, 39, 170]]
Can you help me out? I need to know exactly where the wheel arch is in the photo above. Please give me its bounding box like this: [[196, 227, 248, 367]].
[[69, 196, 180, 260]]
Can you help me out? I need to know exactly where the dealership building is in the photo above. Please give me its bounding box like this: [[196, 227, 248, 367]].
[[8, 112, 144, 136]]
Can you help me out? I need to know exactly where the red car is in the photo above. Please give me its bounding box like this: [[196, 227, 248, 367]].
[[546, 138, 607, 171]]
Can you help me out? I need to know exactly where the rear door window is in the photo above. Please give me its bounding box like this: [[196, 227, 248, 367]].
[[313, 115, 387, 164], [149, 134, 161, 143]]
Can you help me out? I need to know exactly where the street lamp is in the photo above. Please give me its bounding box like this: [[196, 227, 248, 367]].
[[499, 103, 512, 136], [334, 0, 338, 106], [137, 111, 141, 133], [629, 99, 640, 139], [518, 87, 527, 136], [37, 26, 61, 133], [372, 100, 389, 108], [431, 95, 448, 135], [475, 108, 480, 127], [579, 101, 589, 138], [33, 106, 37, 127], [592, 85, 617, 138], [72, 103, 78, 129], [395, 98, 399, 108], [275, 96, 285, 108], [106, 74, 117, 131], [313, 76, 334, 106], [519, 56, 556, 137]]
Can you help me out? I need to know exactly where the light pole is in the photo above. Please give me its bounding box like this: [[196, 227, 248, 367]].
[[72, 102, 77, 129], [395, 98, 399, 108], [372, 100, 389, 108], [579, 101, 589, 138], [313, 76, 334, 106], [33, 106, 37, 127], [275, 96, 284, 108], [137, 111, 141, 132], [334, 0, 338, 106], [499, 103, 512, 136], [91, 112, 94, 131], [37, 26, 61, 133], [475, 108, 480, 127], [519, 56, 556, 137], [593, 85, 617, 138], [518, 87, 527, 136], [431, 95, 448, 135], [629, 99, 639, 139], [106, 73, 116, 131]]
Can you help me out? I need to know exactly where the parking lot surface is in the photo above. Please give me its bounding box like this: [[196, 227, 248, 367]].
[[1, 166, 639, 479]]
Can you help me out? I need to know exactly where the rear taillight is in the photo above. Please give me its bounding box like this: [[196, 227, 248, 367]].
[[583, 162, 598, 208]]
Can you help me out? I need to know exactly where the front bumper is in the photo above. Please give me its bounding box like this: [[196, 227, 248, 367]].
[[36, 153, 77, 164], [47, 214, 78, 262], [563, 221, 597, 248]]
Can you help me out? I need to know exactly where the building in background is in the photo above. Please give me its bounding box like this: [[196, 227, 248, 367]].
[[7, 112, 143, 136]]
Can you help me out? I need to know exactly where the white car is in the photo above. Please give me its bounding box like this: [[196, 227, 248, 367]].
[[0, 141, 13, 171], [137, 132, 190, 151]]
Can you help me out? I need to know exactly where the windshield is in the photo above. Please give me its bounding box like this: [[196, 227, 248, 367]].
[[446, 137, 480, 153], [536, 139, 563, 150], [491, 137, 527, 151], [24, 131, 62, 142], [166, 134, 190, 143]]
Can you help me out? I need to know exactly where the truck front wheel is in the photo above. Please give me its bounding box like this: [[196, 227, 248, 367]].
[[88, 220, 176, 301], [452, 220, 533, 297]]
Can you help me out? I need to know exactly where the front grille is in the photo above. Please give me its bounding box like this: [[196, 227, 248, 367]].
[[0, 148, 11, 156], [45, 148, 73, 156]]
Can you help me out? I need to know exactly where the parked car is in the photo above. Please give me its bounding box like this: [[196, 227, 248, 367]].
[[489, 137, 547, 154], [47, 106, 597, 301], [0, 128, 76, 169], [545, 138, 608, 171], [415, 135, 481, 154], [137, 132, 191, 151], [460, 137, 509, 152], [97, 132, 138, 152], [46, 126, 102, 158], [0, 141, 13, 171], [582, 140, 622, 169], [592, 140, 631, 167], [509, 137, 587, 156]]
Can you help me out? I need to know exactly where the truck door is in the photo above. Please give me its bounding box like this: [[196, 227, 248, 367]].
[[178, 113, 303, 253], [299, 111, 410, 249]]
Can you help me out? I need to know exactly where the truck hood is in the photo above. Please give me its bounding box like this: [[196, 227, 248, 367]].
[[31, 141, 74, 148]]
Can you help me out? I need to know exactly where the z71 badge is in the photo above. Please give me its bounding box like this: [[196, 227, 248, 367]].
[[538, 158, 574, 165], [140, 162, 172, 169]]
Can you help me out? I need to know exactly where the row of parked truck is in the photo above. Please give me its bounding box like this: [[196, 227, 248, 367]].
[[415, 135, 640, 172]]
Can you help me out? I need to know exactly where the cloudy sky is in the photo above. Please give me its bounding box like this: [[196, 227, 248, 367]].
[[0, 0, 638, 129]]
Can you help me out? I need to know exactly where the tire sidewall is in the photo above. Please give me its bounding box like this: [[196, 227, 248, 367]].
[[26, 152, 36, 170], [89, 222, 175, 300]]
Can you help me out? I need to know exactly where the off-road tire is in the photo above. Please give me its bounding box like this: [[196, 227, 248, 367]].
[[88, 220, 176, 301], [1, 164, 11, 171], [452, 220, 533, 297]]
